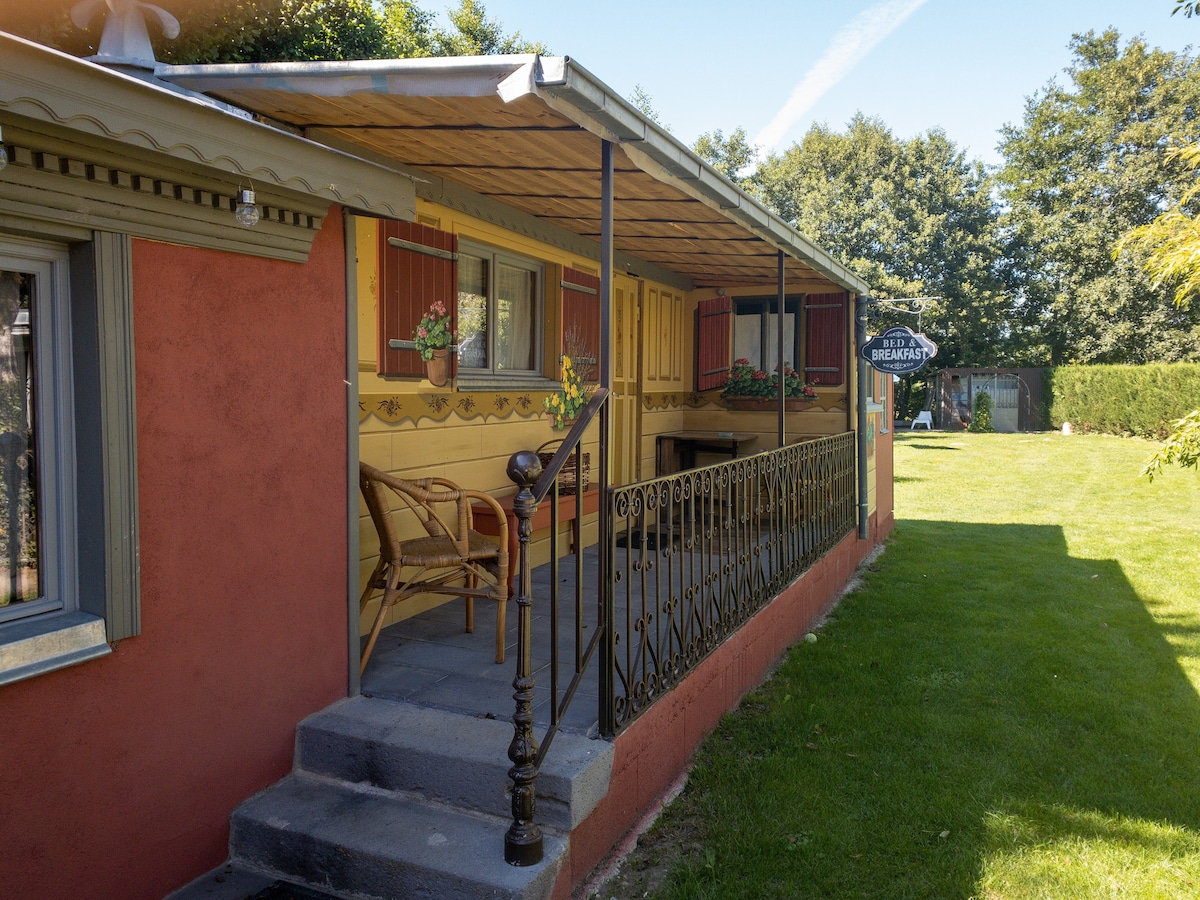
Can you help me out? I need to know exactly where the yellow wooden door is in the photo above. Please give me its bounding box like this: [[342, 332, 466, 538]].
[[611, 274, 641, 485]]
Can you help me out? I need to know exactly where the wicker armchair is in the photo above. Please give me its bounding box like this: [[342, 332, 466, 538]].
[[358, 462, 510, 673]]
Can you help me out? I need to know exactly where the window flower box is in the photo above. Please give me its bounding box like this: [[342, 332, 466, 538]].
[[720, 359, 818, 411]]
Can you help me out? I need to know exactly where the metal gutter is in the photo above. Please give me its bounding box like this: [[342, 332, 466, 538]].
[[855, 295, 871, 539], [163, 53, 544, 99]]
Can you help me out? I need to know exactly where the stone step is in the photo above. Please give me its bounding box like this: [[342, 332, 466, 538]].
[[295, 696, 613, 831], [231, 773, 566, 900]]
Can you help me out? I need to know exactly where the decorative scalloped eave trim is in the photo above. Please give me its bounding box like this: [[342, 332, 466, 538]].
[[0, 34, 417, 222], [1, 96, 407, 219], [1, 137, 322, 231]]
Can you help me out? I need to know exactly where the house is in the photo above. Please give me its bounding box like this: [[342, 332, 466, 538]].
[[1, 25, 893, 900]]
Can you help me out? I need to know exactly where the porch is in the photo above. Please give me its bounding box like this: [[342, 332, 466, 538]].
[[175, 431, 872, 900], [148, 50, 886, 900], [362, 433, 855, 730]]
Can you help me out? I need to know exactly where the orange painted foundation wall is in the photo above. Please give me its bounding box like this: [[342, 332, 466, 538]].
[[1, 213, 350, 899], [553, 517, 895, 898]]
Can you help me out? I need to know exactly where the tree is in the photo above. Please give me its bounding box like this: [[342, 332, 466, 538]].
[[694, 128, 757, 187], [1117, 144, 1200, 307], [630, 85, 669, 130], [1117, 144, 1200, 479], [750, 114, 1009, 416], [968, 391, 995, 432], [995, 30, 1200, 366], [1141, 410, 1200, 479], [1173, 1, 1200, 18], [431, 0, 546, 56], [0, 0, 543, 63], [378, 0, 436, 58], [0, 0, 102, 57]]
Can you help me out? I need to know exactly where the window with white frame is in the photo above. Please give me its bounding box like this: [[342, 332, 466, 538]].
[[0, 233, 138, 687], [456, 241, 542, 376]]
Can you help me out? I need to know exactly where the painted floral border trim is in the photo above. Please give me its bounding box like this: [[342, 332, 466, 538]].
[[359, 388, 849, 424], [640, 391, 847, 413], [359, 391, 551, 425]]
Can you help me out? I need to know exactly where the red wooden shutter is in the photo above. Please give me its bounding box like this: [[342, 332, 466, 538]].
[[805, 292, 846, 386], [561, 267, 601, 382], [695, 295, 732, 391], [376, 221, 457, 377]]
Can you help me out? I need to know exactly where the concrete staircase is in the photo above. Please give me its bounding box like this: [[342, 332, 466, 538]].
[[177, 696, 614, 900]]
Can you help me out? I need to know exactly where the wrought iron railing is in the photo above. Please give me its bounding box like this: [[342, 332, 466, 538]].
[[503, 427, 856, 863], [603, 431, 855, 731]]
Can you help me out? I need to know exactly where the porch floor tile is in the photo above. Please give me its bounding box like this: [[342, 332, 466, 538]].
[[361, 550, 603, 735]]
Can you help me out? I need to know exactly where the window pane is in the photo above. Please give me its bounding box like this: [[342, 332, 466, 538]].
[[495, 263, 536, 371], [457, 254, 488, 369], [0, 269, 39, 608], [733, 301, 798, 371], [733, 309, 764, 368], [763, 311, 797, 372]]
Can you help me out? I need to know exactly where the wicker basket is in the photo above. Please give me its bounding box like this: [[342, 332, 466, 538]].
[[536, 439, 590, 495]]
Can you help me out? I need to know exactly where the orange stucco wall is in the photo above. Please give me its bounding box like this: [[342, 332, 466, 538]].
[[1, 213, 350, 899]]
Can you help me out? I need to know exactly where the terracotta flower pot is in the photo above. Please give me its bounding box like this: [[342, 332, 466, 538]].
[[425, 348, 450, 387], [722, 397, 815, 411]]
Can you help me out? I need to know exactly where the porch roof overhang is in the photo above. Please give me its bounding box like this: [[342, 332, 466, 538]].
[[0, 33, 416, 260], [161, 55, 870, 295]]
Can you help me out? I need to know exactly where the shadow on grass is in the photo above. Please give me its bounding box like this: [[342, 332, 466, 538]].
[[899, 442, 960, 451], [661, 519, 1200, 899]]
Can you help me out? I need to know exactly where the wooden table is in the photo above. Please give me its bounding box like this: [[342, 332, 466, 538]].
[[472, 487, 601, 594], [655, 431, 758, 476]]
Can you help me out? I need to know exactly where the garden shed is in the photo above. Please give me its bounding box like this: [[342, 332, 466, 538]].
[[928, 367, 1045, 431]]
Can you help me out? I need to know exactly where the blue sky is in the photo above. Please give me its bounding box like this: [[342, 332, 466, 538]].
[[451, 0, 1197, 168]]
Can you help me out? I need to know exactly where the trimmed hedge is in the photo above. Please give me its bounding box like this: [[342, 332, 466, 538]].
[[1047, 364, 1200, 440]]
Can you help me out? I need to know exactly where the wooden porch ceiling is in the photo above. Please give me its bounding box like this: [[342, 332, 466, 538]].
[[161, 64, 865, 293]]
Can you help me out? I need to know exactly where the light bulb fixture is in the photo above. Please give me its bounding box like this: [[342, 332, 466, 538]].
[[234, 186, 260, 227], [0, 125, 8, 173]]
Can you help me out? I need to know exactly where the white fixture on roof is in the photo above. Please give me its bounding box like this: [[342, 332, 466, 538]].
[[70, 0, 179, 65]]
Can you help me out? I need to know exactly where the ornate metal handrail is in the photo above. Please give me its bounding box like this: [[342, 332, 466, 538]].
[[503, 387, 609, 866]]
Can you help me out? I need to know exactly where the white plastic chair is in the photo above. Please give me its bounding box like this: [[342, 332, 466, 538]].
[[911, 411, 933, 429]]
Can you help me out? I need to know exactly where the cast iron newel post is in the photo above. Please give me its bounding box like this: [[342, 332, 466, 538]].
[[504, 449, 543, 865]]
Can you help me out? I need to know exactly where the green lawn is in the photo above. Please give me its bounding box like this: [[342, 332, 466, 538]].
[[607, 431, 1200, 899]]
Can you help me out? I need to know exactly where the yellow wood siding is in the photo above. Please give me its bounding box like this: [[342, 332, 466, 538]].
[[356, 204, 612, 627], [354, 210, 859, 630]]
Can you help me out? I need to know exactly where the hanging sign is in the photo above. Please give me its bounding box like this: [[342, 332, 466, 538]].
[[860, 325, 938, 375]]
